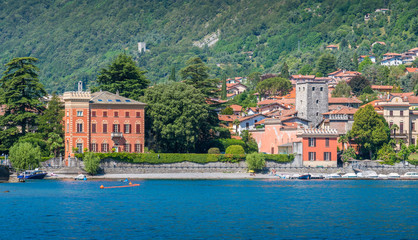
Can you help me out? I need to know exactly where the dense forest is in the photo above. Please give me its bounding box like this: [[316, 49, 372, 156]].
[[0, 0, 416, 93]]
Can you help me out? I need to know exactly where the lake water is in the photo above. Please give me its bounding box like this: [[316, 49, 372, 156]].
[[0, 179, 417, 239]]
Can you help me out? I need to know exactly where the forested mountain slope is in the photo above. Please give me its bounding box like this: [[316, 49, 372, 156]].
[[0, 0, 416, 92]]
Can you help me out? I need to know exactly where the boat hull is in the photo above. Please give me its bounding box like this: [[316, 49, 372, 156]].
[[17, 173, 47, 179], [298, 174, 311, 180]]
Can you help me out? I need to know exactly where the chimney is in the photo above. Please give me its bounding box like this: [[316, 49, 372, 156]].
[[78, 81, 83, 92], [116, 90, 119, 96]]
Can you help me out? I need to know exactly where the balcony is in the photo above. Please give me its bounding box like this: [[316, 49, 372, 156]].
[[111, 132, 123, 138]]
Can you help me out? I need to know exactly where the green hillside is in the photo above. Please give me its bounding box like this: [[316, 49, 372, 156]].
[[0, 0, 416, 93]]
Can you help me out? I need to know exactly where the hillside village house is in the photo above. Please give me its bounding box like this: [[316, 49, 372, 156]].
[[358, 55, 376, 63], [63, 89, 146, 159]]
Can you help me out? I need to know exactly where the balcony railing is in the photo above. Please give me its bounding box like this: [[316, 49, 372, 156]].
[[111, 132, 123, 138]]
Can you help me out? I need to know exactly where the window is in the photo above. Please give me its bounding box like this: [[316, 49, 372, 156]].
[[412, 122, 415, 132], [390, 110, 393, 116], [124, 124, 131, 134], [103, 111, 108, 117], [412, 138, 416, 145], [76, 143, 83, 153], [325, 138, 329, 147], [125, 112, 130, 118], [92, 123, 97, 133], [135, 144, 142, 153], [98, 99, 103, 102], [309, 138, 316, 147], [312, 87, 315, 91], [136, 112, 141, 118], [103, 124, 108, 133], [400, 122, 404, 133], [324, 152, 331, 161], [92, 111, 96, 117], [114, 111, 119, 117], [308, 152, 316, 161], [316, 100, 319, 104], [91, 143, 98, 152], [400, 110, 403, 117], [77, 111, 83, 117], [124, 144, 131, 153], [76, 123, 83, 133], [67, 111, 69, 117], [67, 123, 69, 133], [113, 124, 120, 133], [271, 147, 274, 154], [316, 112, 319, 116], [101, 143, 109, 152], [246, 122, 249, 129], [320, 87, 323, 91], [136, 124, 141, 134]]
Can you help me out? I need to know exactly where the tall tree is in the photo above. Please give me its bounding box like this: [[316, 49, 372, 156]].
[[348, 75, 370, 96], [144, 82, 211, 153], [350, 105, 389, 159], [256, 77, 292, 98], [0, 57, 46, 152], [221, 74, 227, 100], [317, 53, 336, 76], [169, 66, 176, 81], [280, 62, 290, 79], [336, 51, 354, 71], [358, 56, 373, 72], [37, 93, 64, 139], [247, 72, 262, 90], [180, 57, 218, 98], [353, 52, 359, 71], [93, 53, 150, 100], [332, 81, 352, 97]]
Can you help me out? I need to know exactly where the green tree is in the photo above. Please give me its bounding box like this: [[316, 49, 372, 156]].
[[83, 152, 101, 175], [225, 145, 245, 154], [169, 66, 176, 81], [233, 119, 240, 134], [0, 57, 46, 152], [341, 147, 356, 162], [144, 82, 210, 153], [353, 52, 359, 71], [247, 72, 262, 90], [332, 81, 352, 97], [377, 143, 396, 164], [241, 130, 258, 153], [298, 65, 313, 75], [180, 57, 218, 98], [37, 93, 64, 140], [348, 75, 370, 96], [246, 153, 266, 171], [280, 62, 290, 79], [221, 74, 227, 100], [256, 77, 292, 98], [336, 51, 355, 71], [220, 107, 234, 115], [93, 53, 150, 100], [46, 132, 64, 158], [9, 142, 41, 170], [317, 53, 336, 75], [358, 56, 373, 72], [350, 104, 389, 159]]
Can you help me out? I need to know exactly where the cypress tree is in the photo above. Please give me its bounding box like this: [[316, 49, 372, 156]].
[[169, 66, 176, 81], [281, 62, 290, 79], [221, 74, 227, 100]]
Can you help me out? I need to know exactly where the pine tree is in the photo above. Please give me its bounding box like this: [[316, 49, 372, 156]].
[[169, 66, 176, 81], [221, 74, 227, 100], [353, 52, 359, 71], [0, 57, 46, 152], [281, 62, 290, 79], [180, 57, 219, 98]]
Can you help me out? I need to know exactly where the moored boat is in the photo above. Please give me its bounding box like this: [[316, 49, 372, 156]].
[[401, 172, 418, 179], [17, 169, 47, 179], [387, 173, 400, 179], [74, 174, 87, 181], [327, 173, 342, 179], [341, 173, 357, 178], [298, 173, 311, 180]]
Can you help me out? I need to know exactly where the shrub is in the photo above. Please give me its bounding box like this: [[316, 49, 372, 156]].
[[9, 142, 41, 170], [341, 147, 357, 162], [226, 145, 245, 154], [83, 152, 101, 175], [208, 148, 220, 154], [265, 154, 294, 163], [246, 153, 266, 171]]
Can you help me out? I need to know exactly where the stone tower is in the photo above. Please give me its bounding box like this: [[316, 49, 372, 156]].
[[138, 42, 146, 53], [296, 81, 329, 127]]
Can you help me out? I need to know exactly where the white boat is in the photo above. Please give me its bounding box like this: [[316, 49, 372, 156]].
[[387, 173, 400, 179], [341, 173, 357, 178], [74, 174, 87, 180], [401, 172, 418, 178], [327, 173, 342, 179], [360, 171, 378, 178], [378, 174, 388, 179]]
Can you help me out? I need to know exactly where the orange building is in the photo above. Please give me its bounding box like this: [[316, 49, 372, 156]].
[[297, 128, 339, 167], [63, 90, 146, 159]]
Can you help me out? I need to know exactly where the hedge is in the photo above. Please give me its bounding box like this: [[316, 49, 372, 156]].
[[74, 152, 294, 164]]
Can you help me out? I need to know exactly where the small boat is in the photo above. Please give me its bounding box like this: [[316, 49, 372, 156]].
[[378, 174, 388, 179], [401, 172, 418, 179], [290, 174, 300, 179], [388, 173, 400, 179], [310, 174, 325, 179], [341, 173, 357, 178], [327, 173, 342, 179], [17, 169, 47, 180], [357, 171, 378, 178], [298, 173, 311, 180], [74, 174, 87, 181]]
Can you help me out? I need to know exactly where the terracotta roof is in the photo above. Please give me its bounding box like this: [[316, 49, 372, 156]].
[[238, 114, 266, 122], [408, 96, 418, 104], [90, 91, 146, 105], [323, 107, 358, 115], [254, 118, 266, 125], [409, 48, 418, 52], [291, 75, 316, 80], [329, 104, 347, 111], [227, 93, 236, 98], [371, 85, 394, 91], [248, 107, 258, 113], [329, 97, 362, 104], [218, 115, 239, 122], [257, 99, 279, 106], [406, 68, 418, 73], [383, 53, 402, 56], [229, 104, 242, 112], [231, 135, 242, 140], [282, 88, 296, 98], [326, 45, 338, 48]]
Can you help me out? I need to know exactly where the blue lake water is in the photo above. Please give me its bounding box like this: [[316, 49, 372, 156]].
[[0, 179, 417, 239]]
